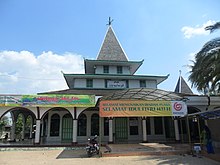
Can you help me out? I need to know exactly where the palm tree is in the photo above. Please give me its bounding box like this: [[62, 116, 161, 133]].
[[188, 22, 220, 94]]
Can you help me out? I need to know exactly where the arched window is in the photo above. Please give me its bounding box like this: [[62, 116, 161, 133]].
[[91, 114, 99, 136], [77, 113, 87, 136], [50, 114, 60, 136]]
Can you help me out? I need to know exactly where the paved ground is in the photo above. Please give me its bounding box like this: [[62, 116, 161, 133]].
[[0, 147, 219, 165]]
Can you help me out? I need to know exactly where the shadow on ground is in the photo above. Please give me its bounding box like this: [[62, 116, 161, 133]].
[[56, 147, 100, 159]]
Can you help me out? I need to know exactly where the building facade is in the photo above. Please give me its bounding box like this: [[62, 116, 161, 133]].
[[0, 24, 220, 148]]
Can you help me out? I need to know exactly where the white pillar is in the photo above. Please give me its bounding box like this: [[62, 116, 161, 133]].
[[29, 118, 33, 139], [142, 118, 147, 142], [41, 119, 44, 137], [47, 113, 51, 138], [29, 126, 33, 139], [205, 120, 208, 126], [174, 119, 180, 141], [34, 120, 41, 144], [72, 119, 78, 144], [108, 118, 113, 143]]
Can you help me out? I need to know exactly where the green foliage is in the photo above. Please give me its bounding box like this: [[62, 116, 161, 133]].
[[0, 116, 10, 131], [188, 22, 220, 94], [15, 114, 23, 135]]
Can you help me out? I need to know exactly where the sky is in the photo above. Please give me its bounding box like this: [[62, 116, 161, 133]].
[[0, 0, 219, 95]]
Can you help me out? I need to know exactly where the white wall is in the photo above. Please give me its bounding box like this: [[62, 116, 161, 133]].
[[74, 79, 86, 88], [146, 80, 157, 88], [93, 79, 105, 88], [129, 80, 140, 88]]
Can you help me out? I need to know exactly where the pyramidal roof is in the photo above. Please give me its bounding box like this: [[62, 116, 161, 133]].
[[97, 25, 128, 61], [174, 76, 193, 94]]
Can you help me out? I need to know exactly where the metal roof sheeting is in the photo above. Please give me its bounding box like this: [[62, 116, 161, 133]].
[[187, 109, 220, 120], [100, 88, 184, 101]]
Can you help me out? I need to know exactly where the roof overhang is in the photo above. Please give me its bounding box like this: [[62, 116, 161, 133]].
[[63, 74, 168, 85]]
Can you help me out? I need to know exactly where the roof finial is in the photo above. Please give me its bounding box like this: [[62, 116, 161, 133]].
[[179, 70, 182, 77], [107, 17, 113, 26]]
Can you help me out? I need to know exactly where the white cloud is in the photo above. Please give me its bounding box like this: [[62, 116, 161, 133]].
[[181, 20, 216, 39], [0, 51, 84, 94]]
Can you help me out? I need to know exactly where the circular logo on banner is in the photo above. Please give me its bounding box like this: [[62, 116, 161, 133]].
[[173, 102, 182, 111]]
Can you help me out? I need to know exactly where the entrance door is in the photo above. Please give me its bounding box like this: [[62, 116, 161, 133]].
[[62, 114, 73, 142], [115, 118, 128, 143]]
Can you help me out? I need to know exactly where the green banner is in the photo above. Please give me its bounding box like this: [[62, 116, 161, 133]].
[[0, 95, 95, 107]]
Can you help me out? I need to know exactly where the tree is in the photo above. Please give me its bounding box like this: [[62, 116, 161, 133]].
[[188, 22, 220, 94]]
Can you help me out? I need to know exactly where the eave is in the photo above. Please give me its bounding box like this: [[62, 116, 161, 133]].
[[63, 73, 169, 85]]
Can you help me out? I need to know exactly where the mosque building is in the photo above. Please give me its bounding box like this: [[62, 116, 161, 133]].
[[0, 20, 219, 148]]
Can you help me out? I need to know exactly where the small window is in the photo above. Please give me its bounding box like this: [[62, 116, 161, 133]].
[[105, 79, 109, 88], [86, 79, 93, 88], [126, 80, 129, 88], [103, 66, 109, 73], [140, 80, 146, 87], [117, 66, 123, 74]]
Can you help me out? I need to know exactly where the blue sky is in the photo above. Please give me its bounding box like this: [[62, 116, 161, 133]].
[[0, 0, 219, 94]]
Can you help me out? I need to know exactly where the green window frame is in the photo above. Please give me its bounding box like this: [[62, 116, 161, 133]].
[[86, 79, 93, 88], [117, 66, 123, 74], [103, 65, 109, 73]]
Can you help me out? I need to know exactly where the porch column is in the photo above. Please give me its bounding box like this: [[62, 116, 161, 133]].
[[47, 112, 51, 138], [29, 118, 33, 139], [174, 119, 180, 141], [204, 120, 208, 126], [142, 117, 147, 142], [34, 119, 41, 144], [72, 119, 78, 145], [108, 118, 113, 143]]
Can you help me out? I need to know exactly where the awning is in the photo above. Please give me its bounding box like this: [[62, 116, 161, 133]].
[[100, 88, 184, 101], [186, 109, 220, 120]]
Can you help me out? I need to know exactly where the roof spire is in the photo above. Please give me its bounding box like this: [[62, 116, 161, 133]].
[[106, 17, 113, 26], [97, 18, 128, 61], [174, 71, 193, 94]]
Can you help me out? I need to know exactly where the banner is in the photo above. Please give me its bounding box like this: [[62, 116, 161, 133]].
[[99, 100, 187, 117], [0, 95, 95, 107]]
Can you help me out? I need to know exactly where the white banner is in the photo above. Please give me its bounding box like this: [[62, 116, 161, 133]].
[[171, 101, 187, 117], [107, 80, 126, 88]]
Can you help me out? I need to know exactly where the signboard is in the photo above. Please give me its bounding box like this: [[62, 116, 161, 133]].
[[99, 100, 187, 117], [107, 80, 126, 88], [0, 95, 95, 107]]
